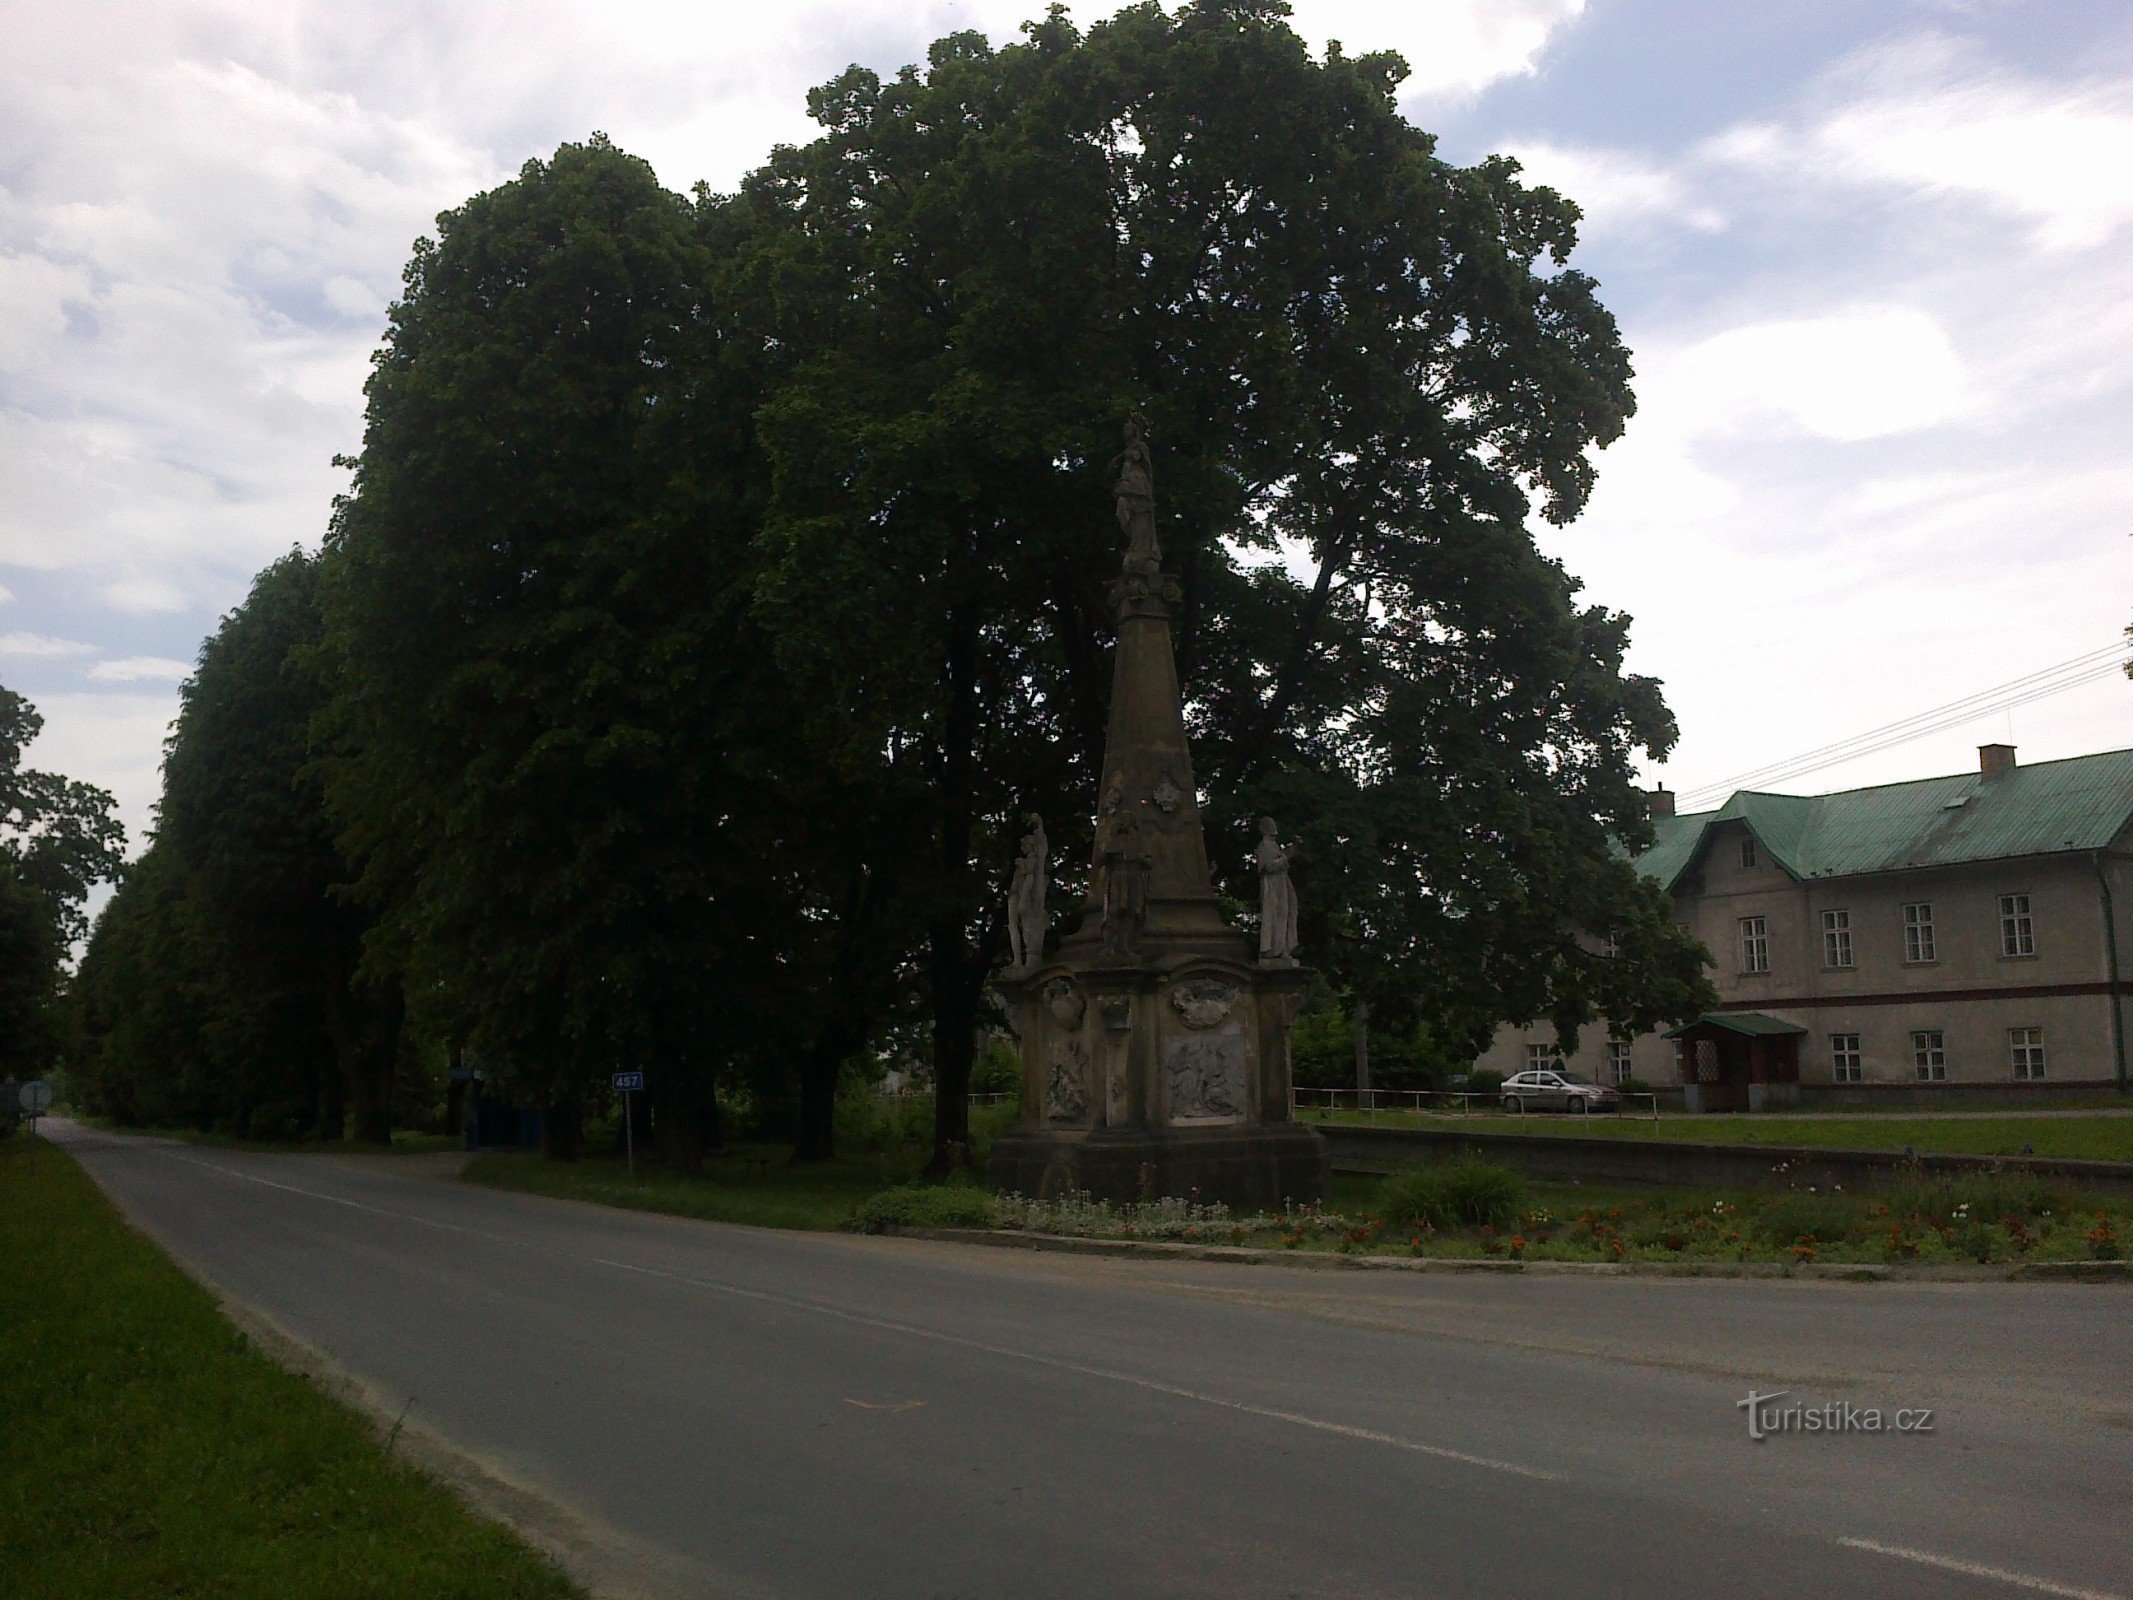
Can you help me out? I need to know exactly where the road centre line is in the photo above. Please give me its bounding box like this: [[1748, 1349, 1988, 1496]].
[[142, 1138, 2133, 1591], [1837, 1538, 2128, 1600], [155, 1126, 2133, 1598], [588, 1255, 1564, 1481], [150, 1143, 1564, 1483]]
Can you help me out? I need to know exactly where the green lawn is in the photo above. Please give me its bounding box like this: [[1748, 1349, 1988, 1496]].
[[462, 1143, 930, 1231], [1297, 1108, 2133, 1163], [0, 1135, 581, 1600]]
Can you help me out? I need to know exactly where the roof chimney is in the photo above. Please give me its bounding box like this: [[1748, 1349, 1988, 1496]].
[[1979, 743, 2016, 780], [1650, 786, 1676, 819]]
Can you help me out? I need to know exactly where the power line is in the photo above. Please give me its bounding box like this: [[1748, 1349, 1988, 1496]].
[[1677, 643, 2128, 808]]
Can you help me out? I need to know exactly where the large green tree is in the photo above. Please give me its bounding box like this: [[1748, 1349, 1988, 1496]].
[[0, 684, 124, 1080], [322, 137, 921, 1164], [72, 554, 397, 1139], [733, 1, 1709, 1164]]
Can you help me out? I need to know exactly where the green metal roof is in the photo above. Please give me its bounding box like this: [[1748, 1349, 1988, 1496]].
[[1664, 1012, 1808, 1039], [1644, 748, 2133, 890]]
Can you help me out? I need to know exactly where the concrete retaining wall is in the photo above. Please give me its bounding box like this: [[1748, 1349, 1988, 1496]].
[[1317, 1122, 2133, 1198]]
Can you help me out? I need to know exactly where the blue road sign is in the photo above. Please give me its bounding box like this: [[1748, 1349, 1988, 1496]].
[[612, 1071, 646, 1093]]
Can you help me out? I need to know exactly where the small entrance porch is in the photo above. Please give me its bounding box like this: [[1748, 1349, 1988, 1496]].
[[1666, 1013, 1807, 1113]]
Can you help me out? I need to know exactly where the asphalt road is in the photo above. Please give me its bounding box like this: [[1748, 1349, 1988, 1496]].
[[51, 1120, 2133, 1600]]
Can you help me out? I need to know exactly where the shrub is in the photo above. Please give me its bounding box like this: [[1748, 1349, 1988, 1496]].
[[851, 1182, 1000, 1234], [1462, 1070, 1505, 1098], [1887, 1173, 2066, 1226], [833, 1093, 933, 1154], [1374, 1168, 1451, 1229], [970, 1036, 1022, 1098], [1755, 1194, 1856, 1247], [1438, 1160, 1526, 1228]]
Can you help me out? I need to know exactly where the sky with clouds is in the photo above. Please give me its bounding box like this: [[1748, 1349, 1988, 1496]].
[[4, 0, 2129, 854]]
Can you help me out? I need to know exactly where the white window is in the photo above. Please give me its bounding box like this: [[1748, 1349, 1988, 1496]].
[[1999, 893, 2035, 957], [1821, 909, 1853, 969], [1830, 1033, 1863, 1084], [1739, 837, 1758, 869], [1601, 930, 1621, 959], [1525, 1043, 1557, 1072], [1738, 916, 1769, 974], [2010, 1026, 2046, 1081], [1911, 1030, 1947, 1082], [1902, 902, 1936, 964], [1606, 1040, 1633, 1085]]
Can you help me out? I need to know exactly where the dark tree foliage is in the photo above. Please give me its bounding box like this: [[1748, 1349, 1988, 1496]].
[[73, 4, 1712, 1159], [0, 684, 124, 1079], [732, 2, 1710, 1163], [71, 553, 397, 1139], [321, 138, 921, 1165]]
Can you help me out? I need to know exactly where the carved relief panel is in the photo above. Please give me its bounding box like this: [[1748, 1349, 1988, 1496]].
[[1042, 980, 1090, 1123], [1162, 977, 1249, 1126]]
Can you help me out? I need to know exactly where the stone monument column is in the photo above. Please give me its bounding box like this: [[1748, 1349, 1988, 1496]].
[[986, 422, 1328, 1210]]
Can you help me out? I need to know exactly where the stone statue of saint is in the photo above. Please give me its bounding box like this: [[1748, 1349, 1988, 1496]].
[[1255, 816, 1298, 964], [1114, 418, 1160, 574], [1010, 812, 1048, 967], [1100, 803, 1152, 956]]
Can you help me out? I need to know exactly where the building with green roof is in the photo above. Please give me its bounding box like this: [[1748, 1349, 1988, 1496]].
[[1479, 745, 2133, 1107]]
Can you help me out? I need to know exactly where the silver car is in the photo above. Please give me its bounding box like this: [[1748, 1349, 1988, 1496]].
[[1499, 1068, 1620, 1114]]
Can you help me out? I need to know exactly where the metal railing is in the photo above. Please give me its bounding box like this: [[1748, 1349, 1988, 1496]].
[[1291, 1086, 1662, 1122]]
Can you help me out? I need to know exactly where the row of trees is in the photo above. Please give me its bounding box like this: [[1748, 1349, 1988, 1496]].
[[0, 687, 124, 1088], [68, 3, 1711, 1166]]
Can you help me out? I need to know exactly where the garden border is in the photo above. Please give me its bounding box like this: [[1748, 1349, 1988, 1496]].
[[899, 1226, 2132, 1283]]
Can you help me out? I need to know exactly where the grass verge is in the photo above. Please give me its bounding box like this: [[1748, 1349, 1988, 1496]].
[[462, 1144, 931, 1231], [0, 1135, 581, 1600], [1297, 1109, 2133, 1163]]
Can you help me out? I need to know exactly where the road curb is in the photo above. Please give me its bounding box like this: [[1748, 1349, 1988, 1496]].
[[896, 1226, 2133, 1283]]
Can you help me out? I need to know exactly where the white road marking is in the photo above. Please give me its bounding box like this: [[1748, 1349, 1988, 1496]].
[[154, 1142, 1563, 1481], [1840, 1537, 2128, 1600], [592, 1255, 1566, 1481]]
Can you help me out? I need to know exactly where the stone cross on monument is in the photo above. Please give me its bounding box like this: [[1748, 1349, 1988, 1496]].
[[987, 422, 1328, 1209]]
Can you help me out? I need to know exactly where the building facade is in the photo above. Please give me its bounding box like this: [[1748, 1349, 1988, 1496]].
[[1476, 746, 2133, 1104]]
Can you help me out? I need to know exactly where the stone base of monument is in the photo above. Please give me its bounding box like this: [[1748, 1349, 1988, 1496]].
[[985, 1121, 1329, 1212]]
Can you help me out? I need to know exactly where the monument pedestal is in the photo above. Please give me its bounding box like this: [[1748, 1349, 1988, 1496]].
[[985, 919, 1327, 1210], [986, 421, 1326, 1211], [986, 1121, 1329, 1211]]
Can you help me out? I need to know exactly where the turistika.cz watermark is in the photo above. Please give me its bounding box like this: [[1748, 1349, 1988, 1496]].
[[1737, 1389, 1935, 1441]]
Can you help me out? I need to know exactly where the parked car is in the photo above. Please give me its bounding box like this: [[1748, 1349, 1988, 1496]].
[[1499, 1069, 1620, 1114]]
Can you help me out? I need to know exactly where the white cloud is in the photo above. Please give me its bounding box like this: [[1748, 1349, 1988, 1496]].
[[1501, 141, 1725, 236], [1294, 0, 1588, 99], [89, 656, 192, 683], [0, 633, 96, 658], [22, 691, 178, 849], [1671, 307, 1976, 444], [1713, 35, 2133, 251]]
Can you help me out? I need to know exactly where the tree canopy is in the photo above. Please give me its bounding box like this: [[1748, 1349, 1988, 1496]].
[[0, 684, 123, 1081], [71, 1, 1711, 1158]]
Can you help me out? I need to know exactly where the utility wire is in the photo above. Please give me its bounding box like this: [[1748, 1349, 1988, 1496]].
[[1677, 643, 2128, 808]]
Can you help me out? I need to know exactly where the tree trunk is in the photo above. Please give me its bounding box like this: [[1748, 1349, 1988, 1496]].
[[540, 1089, 583, 1160], [928, 599, 984, 1175], [1353, 998, 1371, 1096], [315, 952, 356, 1143], [926, 936, 982, 1175], [792, 1043, 841, 1164], [349, 975, 404, 1146], [653, 1071, 723, 1173]]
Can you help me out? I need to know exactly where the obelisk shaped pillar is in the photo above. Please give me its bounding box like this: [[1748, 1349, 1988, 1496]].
[[1073, 422, 1230, 953]]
